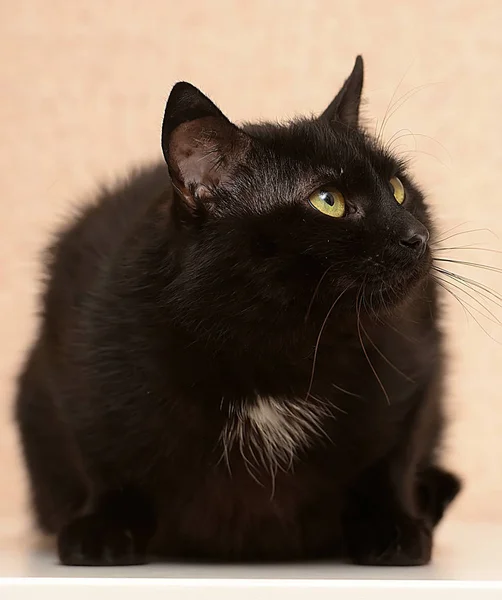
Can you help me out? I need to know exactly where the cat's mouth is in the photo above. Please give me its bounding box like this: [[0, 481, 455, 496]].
[[360, 249, 432, 309]]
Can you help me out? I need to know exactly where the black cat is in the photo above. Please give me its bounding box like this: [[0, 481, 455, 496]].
[[16, 55, 460, 567]]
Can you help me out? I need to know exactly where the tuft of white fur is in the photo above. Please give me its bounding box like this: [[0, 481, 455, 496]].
[[221, 396, 330, 480]]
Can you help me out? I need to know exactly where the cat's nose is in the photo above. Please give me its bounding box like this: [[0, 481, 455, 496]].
[[399, 225, 430, 257]]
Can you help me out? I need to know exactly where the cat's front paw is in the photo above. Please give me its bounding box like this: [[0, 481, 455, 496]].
[[58, 514, 149, 566], [344, 512, 432, 566]]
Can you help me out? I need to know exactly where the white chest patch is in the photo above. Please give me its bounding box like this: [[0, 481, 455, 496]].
[[221, 396, 329, 477]]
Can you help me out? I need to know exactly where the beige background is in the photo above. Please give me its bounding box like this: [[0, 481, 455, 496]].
[[1, 1, 501, 531]]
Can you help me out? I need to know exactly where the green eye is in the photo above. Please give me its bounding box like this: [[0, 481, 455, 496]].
[[308, 187, 345, 218], [390, 176, 405, 204]]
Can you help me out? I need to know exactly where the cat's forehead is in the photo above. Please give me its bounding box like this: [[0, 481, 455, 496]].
[[245, 119, 399, 179]]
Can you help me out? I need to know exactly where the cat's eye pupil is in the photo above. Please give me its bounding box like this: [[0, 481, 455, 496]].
[[320, 191, 335, 206]]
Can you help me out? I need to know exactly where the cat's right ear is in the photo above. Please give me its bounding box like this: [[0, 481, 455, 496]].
[[320, 55, 364, 129], [161, 83, 249, 209]]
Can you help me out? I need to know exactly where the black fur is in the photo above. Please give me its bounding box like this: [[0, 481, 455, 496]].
[[16, 56, 460, 567]]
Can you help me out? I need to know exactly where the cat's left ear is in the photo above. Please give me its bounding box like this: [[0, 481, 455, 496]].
[[161, 82, 250, 209], [320, 55, 364, 128]]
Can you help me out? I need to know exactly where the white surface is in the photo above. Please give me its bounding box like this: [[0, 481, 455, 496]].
[[0, 520, 501, 598]]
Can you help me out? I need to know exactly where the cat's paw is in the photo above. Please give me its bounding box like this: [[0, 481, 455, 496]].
[[57, 514, 149, 566], [344, 513, 432, 566], [417, 466, 462, 527]]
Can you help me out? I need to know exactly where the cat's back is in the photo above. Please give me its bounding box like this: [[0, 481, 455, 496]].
[[42, 164, 169, 333]]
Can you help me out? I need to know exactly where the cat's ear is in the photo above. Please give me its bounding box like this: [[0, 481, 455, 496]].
[[320, 55, 364, 128], [161, 82, 249, 208]]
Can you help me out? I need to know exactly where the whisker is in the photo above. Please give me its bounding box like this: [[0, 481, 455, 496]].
[[386, 128, 417, 152], [361, 287, 418, 358], [304, 283, 352, 404], [360, 320, 414, 382], [377, 62, 414, 142], [435, 221, 469, 240], [434, 227, 498, 245], [364, 282, 419, 343], [331, 382, 361, 399], [434, 276, 502, 344], [434, 244, 498, 252], [380, 316, 418, 343], [356, 287, 391, 405], [308, 392, 348, 415], [397, 148, 449, 168], [383, 82, 442, 130], [434, 258, 502, 276], [432, 269, 502, 324], [387, 131, 451, 160], [432, 266, 502, 306], [434, 277, 472, 325], [435, 276, 497, 325], [305, 266, 332, 322], [379, 80, 441, 142]]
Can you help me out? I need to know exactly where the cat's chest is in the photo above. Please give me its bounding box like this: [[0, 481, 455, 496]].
[[218, 388, 407, 477], [220, 395, 329, 476]]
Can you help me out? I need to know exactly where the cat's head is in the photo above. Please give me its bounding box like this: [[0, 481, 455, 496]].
[[160, 56, 433, 338]]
